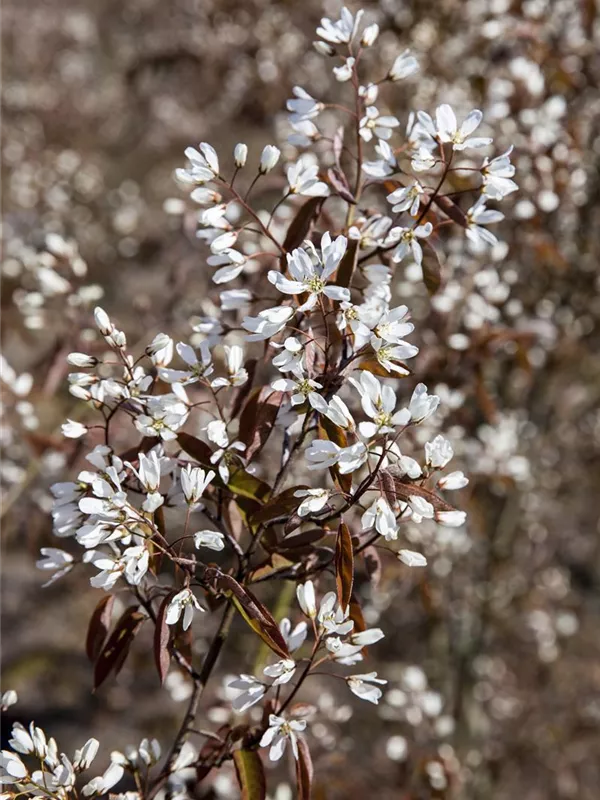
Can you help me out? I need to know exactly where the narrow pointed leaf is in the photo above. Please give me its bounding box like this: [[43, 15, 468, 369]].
[[233, 749, 266, 800], [335, 521, 354, 611], [85, 595, 115, 663]]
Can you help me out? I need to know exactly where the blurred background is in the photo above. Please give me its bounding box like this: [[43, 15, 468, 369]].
[[2, 0, 600, 798]]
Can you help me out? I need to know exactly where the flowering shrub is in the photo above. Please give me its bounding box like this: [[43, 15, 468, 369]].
[[0, 5, 526, 798]]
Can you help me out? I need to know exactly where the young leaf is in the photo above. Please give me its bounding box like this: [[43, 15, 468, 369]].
[[228, 467, 272, 504], [177, 432, 214, 467], [327, 167, 356, 205], [335, 521, 354, 611], [154, 592, 175, 685], [93, 606, 146, 690], [295, 736, 314, 800], [250, 485, 308, 526], [281, 195, 325, 257], [421, 241, 443, 295], [233, 749, 266, 800], [219, 576, 290, 659], [85, 594, 115, 663], [240, 389, 285, 461], [335, 237, 359, 287]]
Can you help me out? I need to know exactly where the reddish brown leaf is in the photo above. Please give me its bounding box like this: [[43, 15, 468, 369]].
[[363, 545, 382, 588], [432, 194, 468, 227], [349, 595, 367, 634], [177, 432, 214, 467], [327, 167, 356, 204], [335, 237, 359, 288], [295, 736, 314, 800], [219, 576, 290, 659], [240, 389, 284, 461], [93, 605, 145, 690], [281, 196, 325, 257], [250, 485, 308, 525], [421, 241, 443, 295], [154, 593, 174, 685], [383, 469, 455, 512], [335, 521, 354, 611], [85, 595, 115, 663]]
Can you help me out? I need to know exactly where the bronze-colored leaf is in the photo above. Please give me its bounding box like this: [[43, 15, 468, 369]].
[[349, 595, 367, 634], [363, 545, 382, 588], [228, 467, 272, 504], [281, 196, 325, 257], [432, 194, 468, 227], [177, 432, 214, 467], [250, 485, 308, 526], [335, 521, 354, 611], [335, 237, 359, 288], [327, 167, 356, 205], [220, 576, 290, 659], [295, 736, 314, 800], [421, 241, 443, 295], [240, 389, 284, 461], [233, 749, 266, 800], [154, 592, 174, 685], [383, 469, 455, 512], [93, 605, 146, 690], [85, 594, 115, 663]]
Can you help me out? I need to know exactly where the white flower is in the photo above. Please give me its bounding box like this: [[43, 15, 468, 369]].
[[398, 549, 427, 567], [176, 143, 220, 185], [337, 441, 369, 474], [296, 580, 317, 619], [287, 87, 322, 122], [0, 750, 28, 781], [73, 739, 100, 771], [409, 383, 440, 423], [279, 618, 307, 652], [62, 419, 87, 439], [372, 338, 418, 376], [411, 146, 436, 173], [36, 547, 74, 586], [228, 675, 266, 712], [466, 196, 504, 249], [347, 672, 387, 704], [272, 336, 304, 373], [322, 395, 355, 430], [482, 146, 518, 199], [359, 106, 400, 142], [159, 341, 213, 385], [259, 145, 281, 174], [180, 465, 215, 506], [437, 471, 468, 490], [351, 628, 384, 646], [286, 157, 329, 197], [425, 435, 454, 469], [9, 722, 46, 757], [268, 233, 350, 312], [333, 57, 355, 82], [362, 139, 397, 178], [234, 143, 248, 167], [295, 488, 330, 516], [362, 498, 398, 541], [165, 589, 204, 630], [436, 510, 467, 527], [361, 23, 379, 47], [349, 371, 410, 438], [388, 49, 419, 81], [318, 592, 353, 634], [389, 222, 433, 266], [305, 439, 340, 470], [211, 345, 248, 388], [146, 333, 174, 366], [243, 305, 295, 342], [316, 7, 363, 44], [88, 547, 150, 590], [260, 714, 307, 762], [93, 306, 112, 335], [210, 230, 238, 255], [408, 495, 435, 522], [263, 659, 297, 685], [193, 530, 225, 551], [1, 690, 18, 710], [135, 399, 188, 441], [82, 762, 124, 796], [386, 182, 426, 217], [435, 105, 492, 150]]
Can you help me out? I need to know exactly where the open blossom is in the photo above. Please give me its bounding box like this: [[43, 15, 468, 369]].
[[260, 714, 307, 762], [333, 57, 355, 82], [193, 530, 225, 550], [62, 419, 87, 439], [165, 589, 204, 630], [372, 338, 418, 375], [272, 372, 324, 408], [359, 106, 400, 142], [268, 233, 350, 312], [347, 672, 387, 704], [82, 762, 124, 796], [180, 465, 215, 506], [211, 345, 248, 388], [318, 591, 354, 634], [362, 497, 398, 541], [408, 383, 440, 423], [481, 146, 518, 199], [386, 182, 426, 217], [242, 305, 294, 342], [176, 142, 220, 184], [159, 341, 213, 385], [466, 196, 505, 249], [286, 157, 329, 196], [316, 6, 363, 44], [263, 659, 297, 685], [362, 139, 397, 178], [287, 86, 322, 122], [36, 547, 74, 586], [279, 618, 308, 652], [425, 435, 454, 469], [305, 438, 368, 473], [205, 420, 246, 483], [228, 674, 266, 713], [295, 488, 331, 516], [435, 104, 492, 150], [349, 371, 410, 438], [388, 222, 433, 265]]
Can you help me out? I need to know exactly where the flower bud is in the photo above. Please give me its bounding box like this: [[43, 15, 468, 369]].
[[259, 145, 281, 174], [361, 23, 379, 47], [313, 40, 335, 56], [234, 143, 248, 168], [296, 580, 317, 619], [61, 419, 88, 439], [93, 306, 112, 335], [67, 352, 98, 368]]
